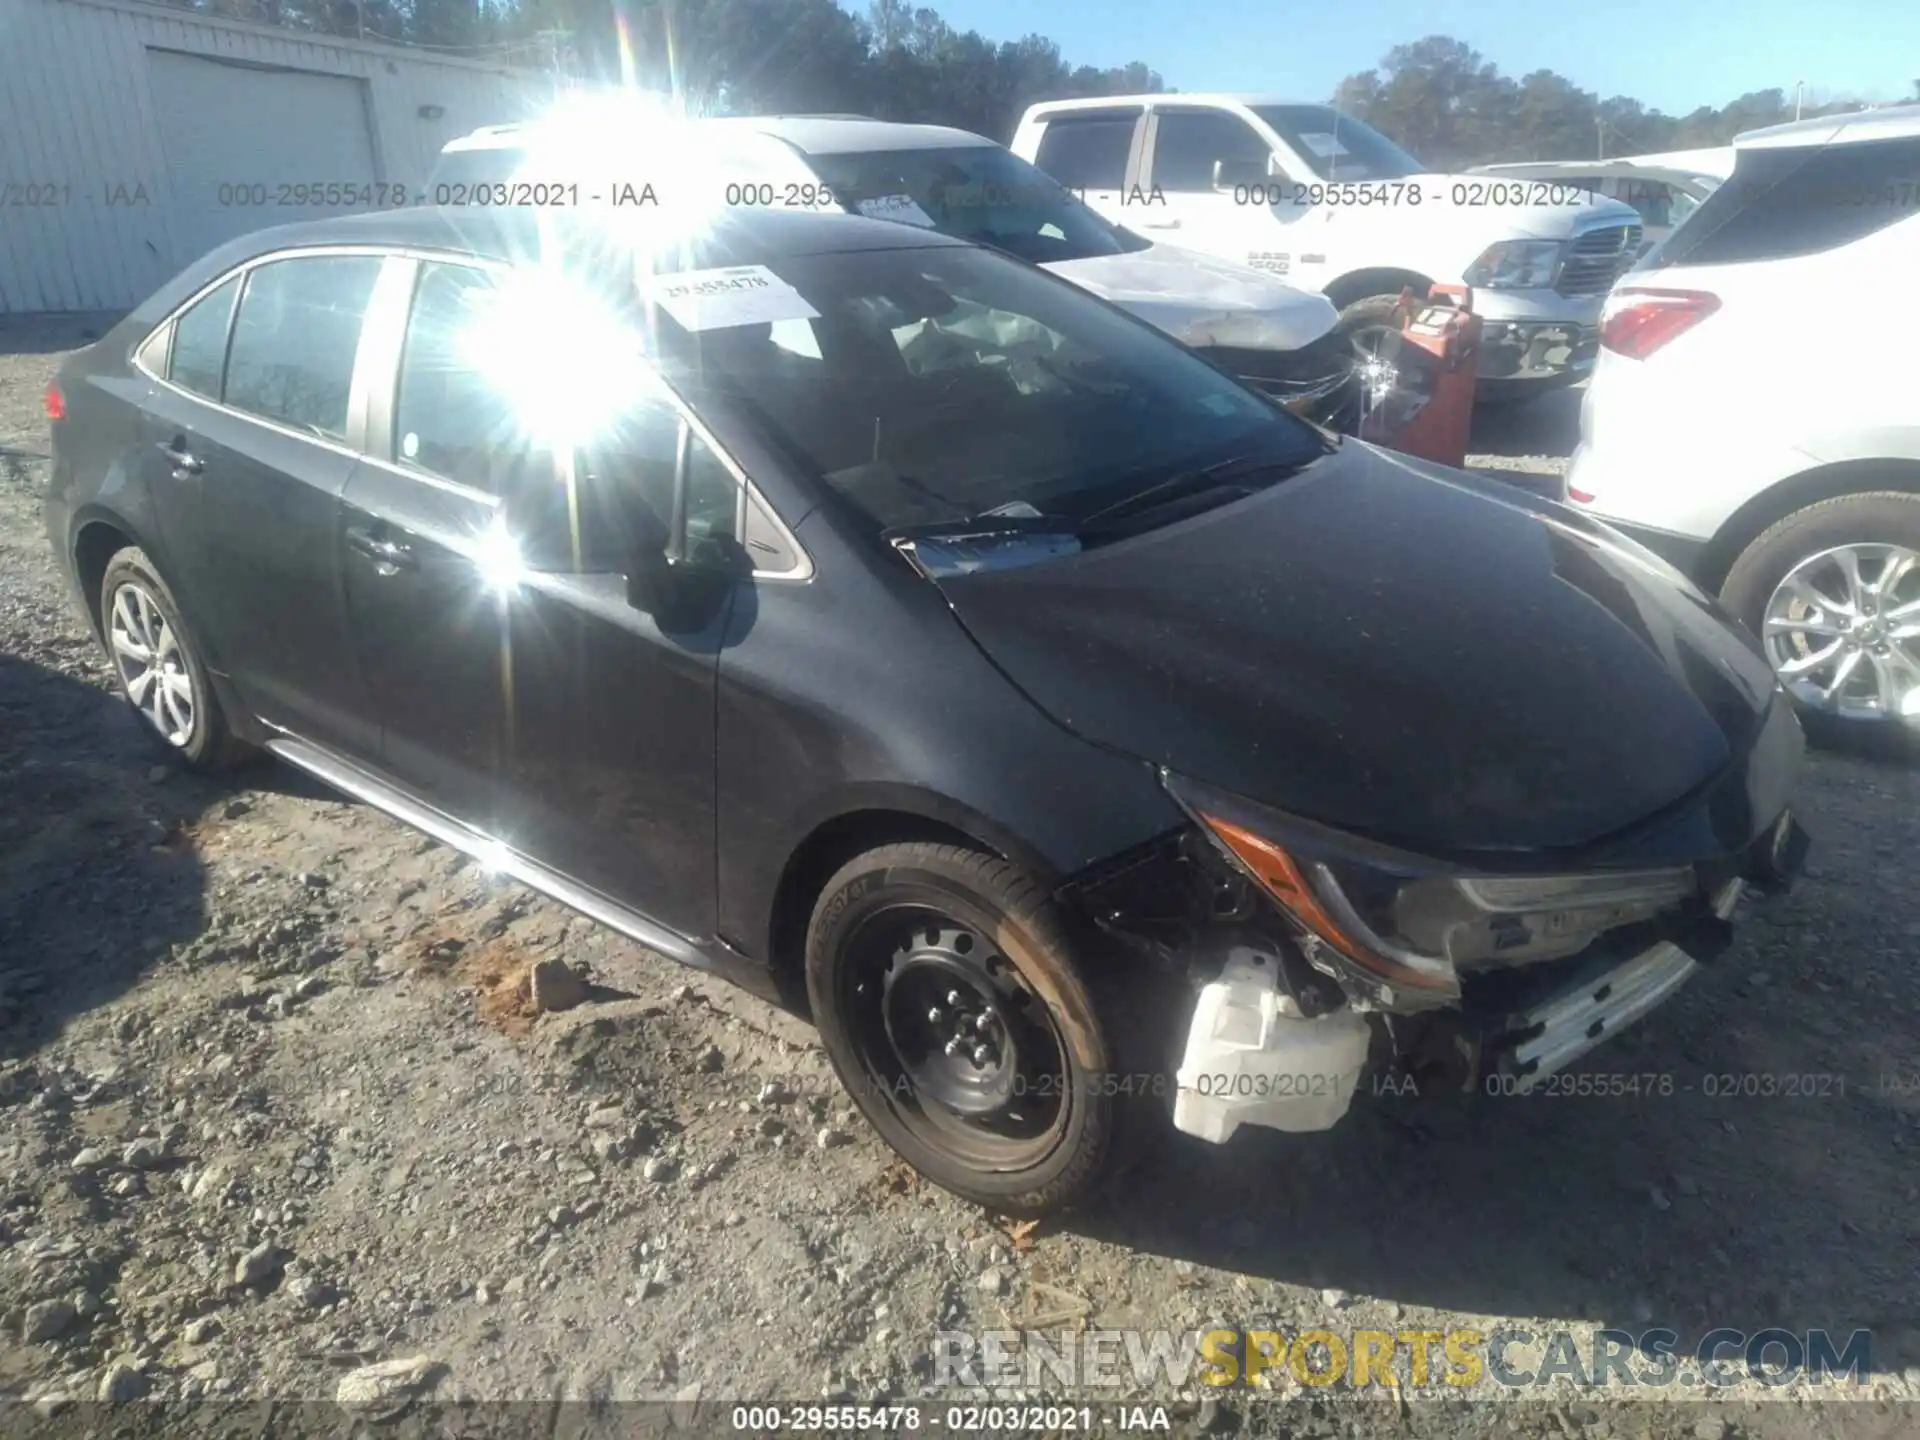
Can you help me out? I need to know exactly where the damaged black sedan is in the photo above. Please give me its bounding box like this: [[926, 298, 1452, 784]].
[[46, 205, 1808, 1214]]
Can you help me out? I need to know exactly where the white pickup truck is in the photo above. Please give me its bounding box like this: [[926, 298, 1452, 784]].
[[1011, 95, 1647, 402]]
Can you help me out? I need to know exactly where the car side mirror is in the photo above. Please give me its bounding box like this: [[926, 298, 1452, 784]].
[[1213, 157, 1273, 192], [625, 501, 675, 615]]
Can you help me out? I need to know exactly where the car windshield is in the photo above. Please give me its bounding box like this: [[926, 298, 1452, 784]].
[[636, 243, 1327, 538], [1252, 106, 1424, 181], [802, 145, 1151, 265]]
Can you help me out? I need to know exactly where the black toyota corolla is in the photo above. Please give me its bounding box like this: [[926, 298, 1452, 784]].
[[45, 205, 1808, 1213]]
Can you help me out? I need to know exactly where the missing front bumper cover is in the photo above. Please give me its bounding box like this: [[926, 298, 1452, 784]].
[[1485, 877, 1745, 1089]]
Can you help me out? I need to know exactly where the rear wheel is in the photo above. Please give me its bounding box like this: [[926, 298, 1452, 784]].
[[804, 842, 1118, 1215], [99, 547, 252, 771], [1720, 492, 1920, 743]]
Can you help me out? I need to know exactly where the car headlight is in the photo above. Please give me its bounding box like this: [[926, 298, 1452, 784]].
[[1463, 239, 1565, 290], [1162, 772, 1700, 1010]]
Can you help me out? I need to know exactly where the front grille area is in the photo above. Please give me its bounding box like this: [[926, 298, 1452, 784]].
[[1556, 224, 1644, 297], [1199, 328, 1359, 425]]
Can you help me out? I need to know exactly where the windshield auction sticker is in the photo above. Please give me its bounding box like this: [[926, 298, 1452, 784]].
[[856, 193, 938, 228], [643, 265, 822, 332]]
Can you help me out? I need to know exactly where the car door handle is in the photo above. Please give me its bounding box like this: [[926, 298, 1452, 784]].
[[345, 525, 418, 572], [1140, 218, 1182, 230], [155, 438, 202, 475]]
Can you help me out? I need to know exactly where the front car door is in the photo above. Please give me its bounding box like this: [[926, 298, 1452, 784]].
[[1139, 107, 1320, 282], [339, 255, 731, 942], [130, 250, 385, 758]]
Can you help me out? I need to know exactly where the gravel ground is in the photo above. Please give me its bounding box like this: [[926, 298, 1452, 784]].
[[1465, 386, 1583, 493], [2, 314, 1917, 1438]]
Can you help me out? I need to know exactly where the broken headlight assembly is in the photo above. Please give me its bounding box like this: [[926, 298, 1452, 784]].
[[1160, 772, 1702, 1013]]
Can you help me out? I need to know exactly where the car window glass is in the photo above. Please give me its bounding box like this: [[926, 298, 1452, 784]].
[[1032, 116, 1134, 190], [394, 262, 558, 495], [1653, 136, 1920, 268], [649, 245, 1322, 538], [1249, 106, 1424, 181], [136, 323, 172, 380], [224, 255, 381, 437], [1152, 112, 1274, 192], [579, 399, 741, 567], [167, 275, 240, 399], [805, 145, 1145, 265]]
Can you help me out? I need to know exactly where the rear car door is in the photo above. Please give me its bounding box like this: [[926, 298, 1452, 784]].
[[132, 251, 384, 757]]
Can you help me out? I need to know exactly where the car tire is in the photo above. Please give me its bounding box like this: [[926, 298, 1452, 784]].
[[1720, 491, 1920, 746], [804, 842, 1121, 1215], [98, 546, 253, 771], [1335, 293, 1408, 363]]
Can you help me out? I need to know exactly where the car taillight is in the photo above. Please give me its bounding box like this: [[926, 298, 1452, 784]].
[[43, 383, 66, 421], [1600, 289, 1720, 360]]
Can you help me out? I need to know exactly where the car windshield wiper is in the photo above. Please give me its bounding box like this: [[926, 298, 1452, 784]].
[[885, 505, 1077, 544], [1075, 452, 1311, 533]]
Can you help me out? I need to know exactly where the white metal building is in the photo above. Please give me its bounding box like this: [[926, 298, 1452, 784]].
[[0, 0, 551, 312]]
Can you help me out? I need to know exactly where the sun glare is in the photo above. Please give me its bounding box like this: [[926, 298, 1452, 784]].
[[470, 511, 531, 594], [456, 265, 656, 454]]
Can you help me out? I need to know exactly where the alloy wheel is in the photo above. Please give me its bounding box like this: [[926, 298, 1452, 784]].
[[1762, 542, 1920, 725], [109, 580, 196, 747]]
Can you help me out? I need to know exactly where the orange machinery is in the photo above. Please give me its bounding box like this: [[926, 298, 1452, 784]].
[[1356, 283, 1481, 470]]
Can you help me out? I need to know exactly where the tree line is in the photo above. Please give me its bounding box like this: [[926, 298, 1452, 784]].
[[175, 0, 1909, 163], [1333, 36, 1912, 170]]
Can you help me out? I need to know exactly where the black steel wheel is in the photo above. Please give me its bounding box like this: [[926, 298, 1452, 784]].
[[804, 842, 1116, 1214]]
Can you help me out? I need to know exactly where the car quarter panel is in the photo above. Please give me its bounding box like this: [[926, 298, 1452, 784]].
[[47, 341, 163, 625], [711, 505, 1187, 966]]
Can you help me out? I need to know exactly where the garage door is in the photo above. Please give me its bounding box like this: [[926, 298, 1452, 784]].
[[147, 49, 379, 270]]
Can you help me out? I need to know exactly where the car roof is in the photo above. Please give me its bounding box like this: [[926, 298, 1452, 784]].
[[1023, 94, 1320, 115], [703, 116, 994, 154], [441, 115, 995, 157], [126, 204, 970, 332], [1735, 101, 1920, 150], [210, 203, 967, 268]]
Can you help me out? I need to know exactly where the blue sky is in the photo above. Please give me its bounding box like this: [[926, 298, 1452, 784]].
[[915, 0, 1920, 115]]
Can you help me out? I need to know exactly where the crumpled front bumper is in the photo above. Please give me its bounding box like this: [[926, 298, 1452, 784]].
[[1477, 320, 1599, 382], [1194, 331, 1363, 432], [1483, 809, 1811, 1088], [1167, 808, 1812, 1141]]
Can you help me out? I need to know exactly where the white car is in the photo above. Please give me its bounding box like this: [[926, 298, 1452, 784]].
[[1566, 103, 1920, 738], [1469, 148, 1735, 255], [1010, 95, 1645, 404], [431, 114, 1360, 426]]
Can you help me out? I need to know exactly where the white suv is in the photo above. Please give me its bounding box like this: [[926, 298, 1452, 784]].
[[1010, 95, 1645, 404], [1566, 104, 1920, 739], [432, 113, 1360, 426]]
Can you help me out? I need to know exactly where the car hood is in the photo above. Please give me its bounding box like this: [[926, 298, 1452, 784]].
[[931, 444, 1783, 858], [1043, 242, 1339, 351], [1469, 155, 1731, 200], [1411, 173, 1644, 241]]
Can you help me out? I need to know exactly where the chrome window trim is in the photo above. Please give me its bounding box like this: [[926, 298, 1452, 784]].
[[386, 248, 814, 583], [131, 244, 397, 462], [135, 243, 816, 583]]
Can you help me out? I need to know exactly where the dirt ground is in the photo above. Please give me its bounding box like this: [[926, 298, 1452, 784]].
[[2, 313, 1917, 1438]]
